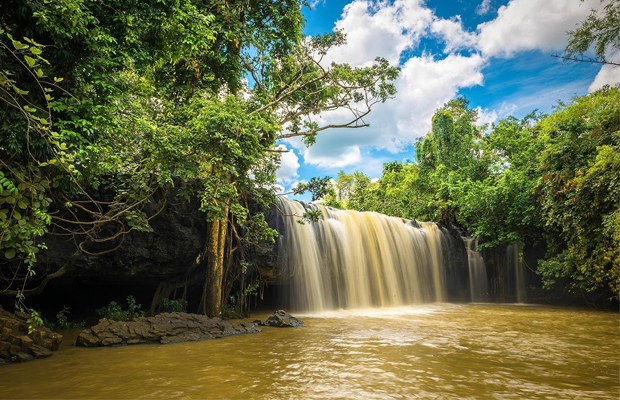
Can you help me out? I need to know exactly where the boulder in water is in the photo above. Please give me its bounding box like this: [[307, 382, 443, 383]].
[[259, 310, 303, 327]]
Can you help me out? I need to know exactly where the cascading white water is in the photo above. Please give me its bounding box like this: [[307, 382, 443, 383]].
[[277, 197, 448, 312], [507, 244, 527, 303], [465, 237, 487, 302]]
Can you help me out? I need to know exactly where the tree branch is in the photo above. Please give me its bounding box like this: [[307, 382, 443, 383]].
[[552, 54, 620, 66]]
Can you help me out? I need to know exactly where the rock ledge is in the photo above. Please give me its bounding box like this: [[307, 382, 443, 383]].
[[76, 312, 260, 347], [0, 306, 63, 364]]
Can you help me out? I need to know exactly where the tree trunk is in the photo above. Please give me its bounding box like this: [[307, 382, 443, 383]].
[[201, 207, 228, 318], [149, 282, 174, 316]]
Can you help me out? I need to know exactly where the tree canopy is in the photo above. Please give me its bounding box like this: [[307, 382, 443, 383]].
[[0, 0, 398, 315]]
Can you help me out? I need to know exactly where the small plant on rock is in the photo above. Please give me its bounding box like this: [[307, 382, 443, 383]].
[[96, 296, 145, 321], [162, 298, 187, 313], [26, 310, 44, 334], [48, 307, 86, 331]]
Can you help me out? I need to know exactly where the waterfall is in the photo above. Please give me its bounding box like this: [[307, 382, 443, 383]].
[[277, 198, 449, 312], [507, 244, 527, 303], [465, 238, 487, 302]]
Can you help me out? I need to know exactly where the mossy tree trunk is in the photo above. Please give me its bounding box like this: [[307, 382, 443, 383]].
[[202, 206, 229, 318]]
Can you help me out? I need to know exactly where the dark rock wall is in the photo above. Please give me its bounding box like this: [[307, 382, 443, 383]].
[[38, 192, 209, 284], [0, 187, 211, 314], [440, 226, 470, 302]]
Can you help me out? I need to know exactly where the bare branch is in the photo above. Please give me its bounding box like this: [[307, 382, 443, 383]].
[[552, 54, 620, 66]]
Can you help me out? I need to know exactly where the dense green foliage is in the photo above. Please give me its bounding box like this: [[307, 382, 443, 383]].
[[0, 0, 398, 315], [323, 88, 620, 302], [2, 0, 616, 311], [536, 91, 620, 298]]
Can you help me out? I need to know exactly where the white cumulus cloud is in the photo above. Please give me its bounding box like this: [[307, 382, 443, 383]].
[[431, 16, 478, 53], [476, 0, 601, 57], [286, 1, 486, 170], [476, 102, 518, 127], [588, 51, 620, 92], [323, 0, 433, 67], [275, 145, 300, 185]]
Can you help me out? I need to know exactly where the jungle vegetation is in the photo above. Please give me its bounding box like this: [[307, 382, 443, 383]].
[[0, 0, 398, 316], [321, 88, 619, 305]]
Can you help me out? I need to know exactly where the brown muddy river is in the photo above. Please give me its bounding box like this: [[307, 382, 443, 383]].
[[0, 304, 618, 399]]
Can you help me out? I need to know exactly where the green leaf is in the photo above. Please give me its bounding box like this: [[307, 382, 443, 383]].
[[12, 41, 29, 50], [17, 198, 28, 209], [30, 47, 42, 55], [24, 56, 36, 67], [36, 69, 44, 78], [4, 248, 16, 259], [13, 87, 29, 95]]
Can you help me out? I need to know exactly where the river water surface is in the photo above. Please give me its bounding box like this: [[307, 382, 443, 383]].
[[0, 304, 618, 399]]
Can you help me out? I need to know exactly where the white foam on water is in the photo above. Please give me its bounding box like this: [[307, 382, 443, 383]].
[[295, 303, 454, 319]]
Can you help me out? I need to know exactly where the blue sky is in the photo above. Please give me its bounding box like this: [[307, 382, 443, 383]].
[[276, 0, 619, 200]]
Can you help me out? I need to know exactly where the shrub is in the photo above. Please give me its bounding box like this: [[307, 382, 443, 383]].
[[162, 298, 187, 313], [163, 299, 187, 312], [46, 307, 86, 331], [96, 296, 144, 321]]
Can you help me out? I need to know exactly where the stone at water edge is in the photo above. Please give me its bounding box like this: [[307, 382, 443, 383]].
[[259, 310, 303, 327], [76, 312, 261, 347], [0, 305, 63, 364]]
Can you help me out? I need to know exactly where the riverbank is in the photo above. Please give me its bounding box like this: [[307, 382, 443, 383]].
[[1, 309, 306, 364]]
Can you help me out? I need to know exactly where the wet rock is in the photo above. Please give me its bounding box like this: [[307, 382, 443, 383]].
[[28, 344, 52, 358], [15, 352, 34, 362], [0, 305, 62, 364], [76, 312, 261, 347], [260, 310, 303, 327]]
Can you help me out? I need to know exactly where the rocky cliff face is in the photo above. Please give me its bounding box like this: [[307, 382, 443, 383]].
[[38, 192, 209, 284], [0, 192, 281, 314]]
